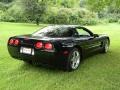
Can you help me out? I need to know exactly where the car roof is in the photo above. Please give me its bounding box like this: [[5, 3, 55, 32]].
[[49, 25, 82, 28]]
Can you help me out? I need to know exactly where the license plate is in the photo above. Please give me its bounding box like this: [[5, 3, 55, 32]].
[[20, 47, 34, 55]]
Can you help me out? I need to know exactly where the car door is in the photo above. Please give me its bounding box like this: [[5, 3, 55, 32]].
[[74, 27, 101, 54]]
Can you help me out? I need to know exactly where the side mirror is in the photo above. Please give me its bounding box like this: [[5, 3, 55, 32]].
[[93, 34, 99, 38]]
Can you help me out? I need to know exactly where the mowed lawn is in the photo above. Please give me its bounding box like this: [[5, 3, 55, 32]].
[[0, 22, 120, 90]]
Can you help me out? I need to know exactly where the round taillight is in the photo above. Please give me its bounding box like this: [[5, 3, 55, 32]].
[[45, 43, 53, 50], [9, 39, 14, 45], [14, 39, 20, 45], [35, 42, 43, 49]]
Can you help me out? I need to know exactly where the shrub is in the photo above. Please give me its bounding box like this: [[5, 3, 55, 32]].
[[77, 9, 98, 19], [45, 8, 70, 24], [0, 3, 99, 25], [45, 8, 98, 25], [55, 8, 70, 24], [0, 10, 4, 21], [105, 13, 120, 23], [80, 18, 98, 25], [68, 8, 98, 25], [0, 2, 8, 11], [1, 12, 15, 22], [108, 18, 118, 23], [118, 19, 120, 24], [98, 19, 109, 24], [46, 13, 57, 24], [1, 4, 28, 22], [43, 8, 58, 24], [69, 14, 79, 24]]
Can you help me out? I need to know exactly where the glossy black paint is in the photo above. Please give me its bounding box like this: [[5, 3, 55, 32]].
[[7, 25, 110, 68]]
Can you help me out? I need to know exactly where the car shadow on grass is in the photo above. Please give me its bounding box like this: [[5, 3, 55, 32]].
[[18, 50, 112, 73], [19, 61, 66, 73]]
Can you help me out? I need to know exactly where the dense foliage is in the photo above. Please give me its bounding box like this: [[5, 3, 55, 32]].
[[0, 0, 120, 25]]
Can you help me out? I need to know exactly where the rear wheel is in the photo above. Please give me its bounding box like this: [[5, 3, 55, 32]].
[[66, 48, 81, 71]]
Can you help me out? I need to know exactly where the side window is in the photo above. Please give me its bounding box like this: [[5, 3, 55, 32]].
[[56, 27, 73, 37], [76, 28, 91, 37]]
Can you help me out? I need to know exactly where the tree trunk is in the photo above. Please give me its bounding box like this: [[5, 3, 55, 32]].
[[36, 18, 39, 26]]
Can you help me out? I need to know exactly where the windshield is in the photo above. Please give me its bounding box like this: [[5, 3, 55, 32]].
[[32, 26, 73, 37]]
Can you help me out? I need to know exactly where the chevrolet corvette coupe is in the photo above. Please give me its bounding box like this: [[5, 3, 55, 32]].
[[7, 25, 110, 71]]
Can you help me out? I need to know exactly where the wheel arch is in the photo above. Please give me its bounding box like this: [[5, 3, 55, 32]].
[[100, 37, 110, 50], [107, 37, 110, 44], [104, 37, 110, 45], [74, 45, 83, 58]]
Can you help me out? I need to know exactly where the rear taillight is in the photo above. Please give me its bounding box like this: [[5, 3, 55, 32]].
[[8, 39, 20, 46], [35, 42, 43, 49], [14, 39, 20, 45], [34, 42, 53, 50], [44, 43, 53, 50], [9, 39, 14, 45]]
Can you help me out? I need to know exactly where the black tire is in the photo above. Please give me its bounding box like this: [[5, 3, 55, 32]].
[[102, 39, 110, 53], [66, 48, 81, 72]]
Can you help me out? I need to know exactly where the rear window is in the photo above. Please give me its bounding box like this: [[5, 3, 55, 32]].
[[33, 26, 73, 37]]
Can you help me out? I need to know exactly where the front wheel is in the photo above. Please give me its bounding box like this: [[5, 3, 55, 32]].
[[66, 48, 81, 71], [102, 39, 110, 53]]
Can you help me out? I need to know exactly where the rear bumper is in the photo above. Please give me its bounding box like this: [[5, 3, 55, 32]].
[[8, 46, 68, 68]]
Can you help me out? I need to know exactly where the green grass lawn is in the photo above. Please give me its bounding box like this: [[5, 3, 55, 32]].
[[0, 22, 120, 90]]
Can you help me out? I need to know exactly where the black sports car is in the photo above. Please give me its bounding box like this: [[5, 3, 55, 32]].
[[7, 25, 110, 71]]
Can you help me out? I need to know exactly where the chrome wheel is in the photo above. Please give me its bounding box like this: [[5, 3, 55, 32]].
[[70, 51, 80, 69]]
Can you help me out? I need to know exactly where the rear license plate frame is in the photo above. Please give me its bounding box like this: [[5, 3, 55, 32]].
[[20, 47, 34, 55]]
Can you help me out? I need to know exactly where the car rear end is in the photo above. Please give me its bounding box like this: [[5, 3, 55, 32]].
[[7, 35, 68, 68]]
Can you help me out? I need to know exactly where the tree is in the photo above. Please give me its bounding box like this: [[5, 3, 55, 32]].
[[85, 0, 120, 18], [0, 0, 13, 3], [0, 2, 7, 11], [21, 0, 47, 25], [85, 0, 120, 11], [85, 0, 106, 12]]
